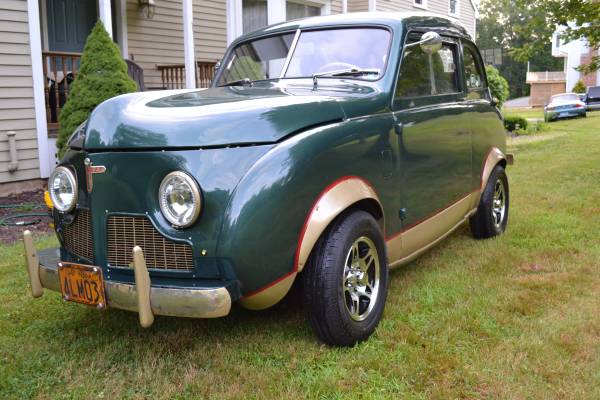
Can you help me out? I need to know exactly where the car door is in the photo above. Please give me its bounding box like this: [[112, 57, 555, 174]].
[[391, 33, 473, 231]]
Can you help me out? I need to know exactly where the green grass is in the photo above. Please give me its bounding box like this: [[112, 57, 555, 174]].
[[2, 113, 600, 399], [503, 107, 545, 120]]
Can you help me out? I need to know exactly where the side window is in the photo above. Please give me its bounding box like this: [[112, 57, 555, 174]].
[[395, 38, 460, 105], [462, 43, 486, 95]]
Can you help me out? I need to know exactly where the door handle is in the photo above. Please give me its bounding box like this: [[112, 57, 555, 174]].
[[394, 123, 403, 135]]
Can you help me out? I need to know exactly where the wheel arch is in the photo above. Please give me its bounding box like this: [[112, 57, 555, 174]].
[[472, 147, 508, 209], [295, 176, 384, 274]]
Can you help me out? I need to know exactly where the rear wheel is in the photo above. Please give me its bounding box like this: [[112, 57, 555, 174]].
[[470, 165, 509, 239], [302, 210, 388, 346]]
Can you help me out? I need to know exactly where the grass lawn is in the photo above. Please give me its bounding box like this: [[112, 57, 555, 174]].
[[503, 107, 545, 120], [2, 113, 600, 399]]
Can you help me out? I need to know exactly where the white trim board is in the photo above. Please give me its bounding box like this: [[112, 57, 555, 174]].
[[27, 0, 52, 178]]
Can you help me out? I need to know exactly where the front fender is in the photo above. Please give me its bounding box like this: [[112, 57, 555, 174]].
[[216, 116, 394, 309]]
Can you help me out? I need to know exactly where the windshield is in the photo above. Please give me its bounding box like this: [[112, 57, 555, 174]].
[[217, 27, 391, 86]]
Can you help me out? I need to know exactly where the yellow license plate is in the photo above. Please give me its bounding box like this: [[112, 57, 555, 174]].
[[58, 262, 106, 308]]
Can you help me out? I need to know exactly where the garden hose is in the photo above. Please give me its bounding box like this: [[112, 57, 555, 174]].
[[0, 213, 48, 227], [0, 203, 49, 227]]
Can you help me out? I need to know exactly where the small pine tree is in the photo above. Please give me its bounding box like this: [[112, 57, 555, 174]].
[[485, 65, 509, 107], [57, 22, 137, 156], [571, 80, 586, 94]]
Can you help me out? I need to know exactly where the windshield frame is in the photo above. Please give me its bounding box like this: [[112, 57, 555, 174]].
[[215, 24, 394, 86]]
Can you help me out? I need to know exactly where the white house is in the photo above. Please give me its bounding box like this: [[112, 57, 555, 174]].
[[551, 27, 600, 92]]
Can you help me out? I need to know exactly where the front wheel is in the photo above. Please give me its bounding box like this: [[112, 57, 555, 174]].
[[470, 164, 509, 239], [302, 210, 388, 346]]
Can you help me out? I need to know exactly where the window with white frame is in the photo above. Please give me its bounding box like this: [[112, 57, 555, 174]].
[[231, 0, 330, 42], [287, 1, 322, 20], [242, 0, 268, 34], [448, 0, 459, 16], [413, 0, 427, 9]]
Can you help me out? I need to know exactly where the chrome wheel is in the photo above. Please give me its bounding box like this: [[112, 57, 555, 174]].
[[491, 178, 506, 228], [342, 236, 380, 321]]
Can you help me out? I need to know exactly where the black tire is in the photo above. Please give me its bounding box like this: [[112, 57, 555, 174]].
[[470, 164, 509, 239], [302, 210, 388, 346]]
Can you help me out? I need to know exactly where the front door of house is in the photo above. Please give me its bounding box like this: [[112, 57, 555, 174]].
[[46, 0, 97, 53]]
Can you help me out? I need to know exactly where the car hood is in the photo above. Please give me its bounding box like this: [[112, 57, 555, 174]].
[[82, 85, 350, 150]]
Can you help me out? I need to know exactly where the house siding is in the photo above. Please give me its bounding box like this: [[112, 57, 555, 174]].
[[374, 0, 476, 38], [0, 0, 41, 184], [348, 0, 369, 12]]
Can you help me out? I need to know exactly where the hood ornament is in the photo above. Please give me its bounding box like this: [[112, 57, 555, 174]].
[[84, 158, 106, 193]]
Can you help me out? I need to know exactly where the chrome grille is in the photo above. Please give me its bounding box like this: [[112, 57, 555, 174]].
[[63, 209, 94, 261], [106, 215, 194, 270]]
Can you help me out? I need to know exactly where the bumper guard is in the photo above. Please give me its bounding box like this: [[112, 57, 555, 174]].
[[22, 230, 232, 327]]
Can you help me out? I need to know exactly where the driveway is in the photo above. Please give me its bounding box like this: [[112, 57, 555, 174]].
[[504, 96, 530, 108]]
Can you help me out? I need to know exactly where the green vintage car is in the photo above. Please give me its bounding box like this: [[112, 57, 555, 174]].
[[24, 12, 512, 346]]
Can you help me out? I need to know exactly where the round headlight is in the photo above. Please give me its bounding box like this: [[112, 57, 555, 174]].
[[48, 166, 77, 212], [158, 171, 202, 228]]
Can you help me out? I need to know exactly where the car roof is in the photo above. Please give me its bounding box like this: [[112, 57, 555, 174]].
[[552, 92, 579, 98], [235, 12, 471, 43]]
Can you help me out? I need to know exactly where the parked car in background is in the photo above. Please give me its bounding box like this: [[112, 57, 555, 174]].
[[544, 93, 587, 122], [584, 86, 600, 111], [23, 13, 512, 346]]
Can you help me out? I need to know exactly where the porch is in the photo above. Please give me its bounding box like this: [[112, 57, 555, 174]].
[[42, 50, 217, 135], [39, 0, 221, 135]]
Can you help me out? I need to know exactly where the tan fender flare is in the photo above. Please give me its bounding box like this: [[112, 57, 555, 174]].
[[295, 176, 383, 273], [239, 176, 383, 310], [472, 147, 509, 208]]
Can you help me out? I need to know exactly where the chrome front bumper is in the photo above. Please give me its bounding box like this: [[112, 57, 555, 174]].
[[23, 230, 232, 327]]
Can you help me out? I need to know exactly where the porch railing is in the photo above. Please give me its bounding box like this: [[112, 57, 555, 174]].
[[42, 51, 82, 132], [157, 61, 217, 90], [526, 71, 566, 82]]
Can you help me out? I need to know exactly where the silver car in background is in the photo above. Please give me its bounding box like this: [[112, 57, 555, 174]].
[[544, 93, 587, 122]]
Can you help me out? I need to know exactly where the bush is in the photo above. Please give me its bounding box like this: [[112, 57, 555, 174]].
[[486, 65, 509, 107], [571, 80, 586, 94], [57, 22, 137, 157], [515, 121, 548, 136], [504, 115, 528, 132]]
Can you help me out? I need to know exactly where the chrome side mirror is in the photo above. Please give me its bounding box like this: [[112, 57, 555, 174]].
[[406, 31, 442, 54]]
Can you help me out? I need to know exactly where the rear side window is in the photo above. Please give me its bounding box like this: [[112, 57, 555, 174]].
[[395, 38, 460, 104], [462, 42, 486, 97]]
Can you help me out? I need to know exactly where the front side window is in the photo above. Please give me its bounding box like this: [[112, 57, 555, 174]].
[[217, 28, 391, 85], [395, 40, 460, 100], [463, 43, 485, 92]]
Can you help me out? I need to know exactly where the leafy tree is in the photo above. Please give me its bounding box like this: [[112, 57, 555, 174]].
[[510, 0, 600, 73], [486, 65, 509, 106], [571, 80, 587, 93], [477, 0, 563, 99], [57, 22, 137, 156]]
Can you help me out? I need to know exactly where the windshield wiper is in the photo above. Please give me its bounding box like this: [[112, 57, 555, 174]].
[[312, 68, 381, 88], [220, 78, 254, 87]]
